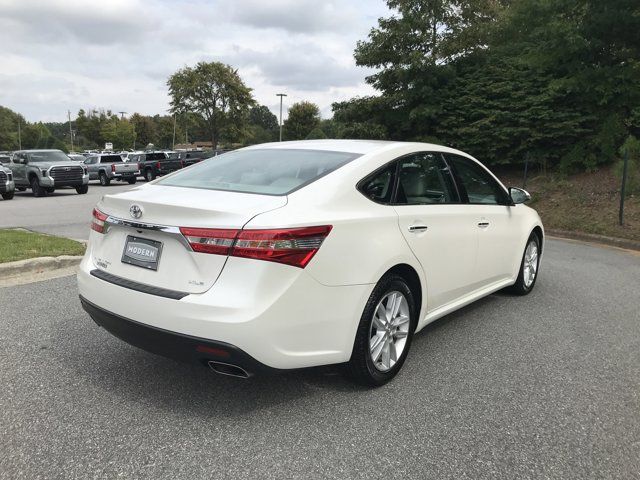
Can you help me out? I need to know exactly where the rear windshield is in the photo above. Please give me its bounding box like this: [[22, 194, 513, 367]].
[[101, 155, 123, 163], [157, 148, 360, 195]]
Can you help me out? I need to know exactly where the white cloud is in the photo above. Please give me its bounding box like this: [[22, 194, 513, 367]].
[[0, 0, 388, 122]]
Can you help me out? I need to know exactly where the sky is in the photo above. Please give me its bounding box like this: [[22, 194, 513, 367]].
[[0, 0, 390, 123]]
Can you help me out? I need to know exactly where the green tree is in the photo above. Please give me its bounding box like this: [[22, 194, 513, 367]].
[[167, 62, 255, 149], [130, 113, 157, 149], [283, 101, 321, 140], [100, 118, 136, 150], [249, 105, 278, 131], [0, 105, 24, 150]]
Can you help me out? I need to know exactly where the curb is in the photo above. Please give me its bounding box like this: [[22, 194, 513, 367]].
[[546, 229, 640, 251], [0, 255, 83, 278]]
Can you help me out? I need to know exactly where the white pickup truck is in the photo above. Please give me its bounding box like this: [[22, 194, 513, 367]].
[[84, 154, 139, 186]]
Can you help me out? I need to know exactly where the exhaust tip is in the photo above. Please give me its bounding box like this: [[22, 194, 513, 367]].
[[207, 360, 251, 379]]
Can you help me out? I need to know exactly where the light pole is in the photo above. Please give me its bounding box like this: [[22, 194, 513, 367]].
[[276, 93, 287, 142], [68, 110, 74, 152], [172, 114, 177, 150]]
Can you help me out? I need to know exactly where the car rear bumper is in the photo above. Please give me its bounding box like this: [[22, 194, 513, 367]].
[[80, 296, 277, 374], [77, 251, 373, 369]]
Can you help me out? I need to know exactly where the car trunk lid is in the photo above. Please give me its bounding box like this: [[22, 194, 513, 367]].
[[91, 185, 287, 295]]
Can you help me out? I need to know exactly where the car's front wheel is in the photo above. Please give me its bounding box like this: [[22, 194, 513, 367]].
[[347, 274, 416, 387], [31, 177, 46, 197], [2, 192, 14, 200], [76, 185, 89, 194], [509, 233, 541, 295]]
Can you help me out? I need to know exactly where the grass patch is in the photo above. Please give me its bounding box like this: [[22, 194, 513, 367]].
[[496, 165, 640, 241], [0, 229, 85, 264]]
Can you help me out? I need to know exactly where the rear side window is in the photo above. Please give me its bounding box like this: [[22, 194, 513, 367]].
[[359, 163, 396, 204], [157, 148, 360, 195], [145, 153, 166, 161], [101, 155, 123, 163]]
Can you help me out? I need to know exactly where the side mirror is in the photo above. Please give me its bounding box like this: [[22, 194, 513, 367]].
[[509, 187, 531, 204]]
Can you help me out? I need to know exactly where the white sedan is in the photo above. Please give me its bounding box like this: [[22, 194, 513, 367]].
[[78, 140, 543, 386]]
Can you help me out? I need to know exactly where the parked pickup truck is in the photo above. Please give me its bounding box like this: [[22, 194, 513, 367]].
[[0, 163, 15, 200], [129, 151, 183, 182], [84, 153, 139, 186], [7, 149, 89, 197]]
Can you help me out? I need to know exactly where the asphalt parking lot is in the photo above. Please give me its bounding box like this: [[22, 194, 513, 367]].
[[1, 239, 639, 479], [0, 182, 135, 240]]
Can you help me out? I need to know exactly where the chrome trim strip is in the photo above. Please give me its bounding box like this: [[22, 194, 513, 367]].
[[104, 215, 193, 250]]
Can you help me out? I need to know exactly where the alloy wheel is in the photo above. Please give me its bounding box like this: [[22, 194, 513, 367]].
[[523, 241, 538, 288], [369, 291, 410, 372]]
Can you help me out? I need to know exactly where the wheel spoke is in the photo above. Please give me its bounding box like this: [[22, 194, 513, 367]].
[[391, 314, 409, 328], [389, 341, 398, 363], [372, 314, 386, 330], [394, 330, 408, 339], [375, 304, 388, 326], [381, 339, 391, 370], [371, 334, 385, 362], [385, 293, 397, 320]]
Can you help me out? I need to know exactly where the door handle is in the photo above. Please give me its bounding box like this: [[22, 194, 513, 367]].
[[408, 225, 429, 232], [477, 222, 490, 228]]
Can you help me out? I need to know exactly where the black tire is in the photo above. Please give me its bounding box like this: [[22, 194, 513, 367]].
[[508, 232, 541, 295], [30, 177, 46, 197], [99, 172, 111, 186], [145, 169, 156, 182], [347, 274, 417, 387], [17, 187, 26, 192], [46, 187, 55, 194], [2, 191, 14, 200], [76, 185, 89, 194], [127, 177, 137, 185]]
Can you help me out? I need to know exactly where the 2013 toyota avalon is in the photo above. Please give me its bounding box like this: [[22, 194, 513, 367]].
[[78, 140, 543, 386]]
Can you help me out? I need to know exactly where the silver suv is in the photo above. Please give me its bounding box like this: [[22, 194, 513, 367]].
[[0, 157, 15, 200], [8, 150, 89, 197]]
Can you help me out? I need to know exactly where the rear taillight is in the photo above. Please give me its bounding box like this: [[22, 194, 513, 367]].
[[156, 161, 161, 169], [179, 225, 332, 268], [233, 226, 332, 268], [179, 227, 237, 255], [111, 164, 116, 173], [91, 208, 108, 234]]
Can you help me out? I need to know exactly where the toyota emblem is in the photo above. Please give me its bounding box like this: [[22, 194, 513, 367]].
[[130, 204, 143, 219]]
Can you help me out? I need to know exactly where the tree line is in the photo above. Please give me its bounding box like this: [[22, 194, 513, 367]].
[[332, 0, 640, 173]]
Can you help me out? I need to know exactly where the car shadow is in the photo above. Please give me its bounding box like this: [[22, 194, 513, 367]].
[[53, 292, 508, 419]]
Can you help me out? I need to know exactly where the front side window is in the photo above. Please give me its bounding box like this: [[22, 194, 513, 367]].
[[157, 148, 360, 195], [447, 154, 507, 205], [396, 153, 458, 204]]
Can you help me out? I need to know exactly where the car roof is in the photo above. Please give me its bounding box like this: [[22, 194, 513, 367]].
[[243, 139, 468, 156], [14, 149, 64, 153]]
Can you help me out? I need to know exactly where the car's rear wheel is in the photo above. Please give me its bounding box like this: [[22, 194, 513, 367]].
[[347, 274, 416, 387], [46, 187, 55, 194], [99, 172, 110, 186], [76, 185, 89, 194], [2, 192, 14, 200], [145, 169, 156, 182], [17, 187, 26, 192], [127, 177, 137, 184], [30, 177, 46, 197], [509, 233, 541, 295]]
